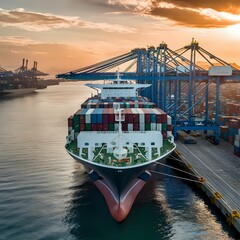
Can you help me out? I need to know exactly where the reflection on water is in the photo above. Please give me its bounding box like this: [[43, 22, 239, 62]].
[[0, 83, 236, 240], [65, 172, 173, 240]]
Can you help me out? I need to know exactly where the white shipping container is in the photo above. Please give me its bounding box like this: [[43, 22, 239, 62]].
[[157, 123, 162, 131], [235, 134, 240, 141], [234, 140, 240, 147], [140, 123, 145, 131], [128, 124, 133, 131], [114, 123, 119, 131], [167, 115, 172, 125], [85, 109, 94, 123], [208, 66, 232, 76], [137, 109, 145, 123], [151, 123, 156, 131]]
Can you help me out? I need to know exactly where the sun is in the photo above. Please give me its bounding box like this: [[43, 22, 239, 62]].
[[226, 23, 240, 38]]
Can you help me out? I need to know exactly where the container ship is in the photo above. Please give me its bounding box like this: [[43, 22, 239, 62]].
[[66, 72, 176, 222]]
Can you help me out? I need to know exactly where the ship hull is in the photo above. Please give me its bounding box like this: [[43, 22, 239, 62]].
[[67, 148, 174, 221]]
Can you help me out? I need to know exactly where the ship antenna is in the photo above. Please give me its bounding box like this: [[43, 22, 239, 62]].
[[116, 68, 121, 84]]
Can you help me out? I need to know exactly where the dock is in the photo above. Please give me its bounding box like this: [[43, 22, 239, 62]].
[[175, 137, 240, 233]]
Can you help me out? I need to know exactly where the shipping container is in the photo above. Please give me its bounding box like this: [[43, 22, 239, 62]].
[[151, 123, 156, 131], [140, 123, 145, 131], [167, 125, 173, 131], [133, 123, 139, 131], [91, 123, 98, 131], [162, 123, 167, 132], [85, 123, 91, 131], [156, 123, 162, 131], [114, 123, 119, 131], [108, 123, 114, 131], [145, 123, 150, 131], [103, 108, 109, 123], [85, 109, 94, 123], [68, 116, 73, 128], [128, 123, 133, 131], [103, 123, 109, 131], [167, 115, 172, 125]]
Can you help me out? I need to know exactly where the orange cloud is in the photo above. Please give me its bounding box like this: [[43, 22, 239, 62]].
[[0, 8, 136, 33], [107, 0, 240, 28]]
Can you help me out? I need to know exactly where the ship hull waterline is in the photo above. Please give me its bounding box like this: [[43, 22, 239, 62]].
[[67, 147, 175, 222]]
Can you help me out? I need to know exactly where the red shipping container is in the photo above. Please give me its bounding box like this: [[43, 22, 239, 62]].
[[122, 123, 128, 131], [80, 115, 85, 124], [145, 114, 151, 123], [80, 124, 85, 131], [133, 114, 139, 123], [167, 125, 173, 131], [91, 124, 98, 131], [108, 109, 115, 123], [133, 123, 139, 131], [125, 109, 133, 123], [161, 114, 167, 123], [156, 114, 161, 123], [68, 116, 73, 127], [103, 109, 109, 123], [220, 126, 228, 133], [103, 123, 109, 131], [97, 124, 103, 131], [228, 136, 234, 145]]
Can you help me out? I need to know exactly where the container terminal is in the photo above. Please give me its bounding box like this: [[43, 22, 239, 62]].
[[56, 39, 240, 231], [0, 59, 60, 97]]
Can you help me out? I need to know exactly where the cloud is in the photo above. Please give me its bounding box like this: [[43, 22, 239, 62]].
[[0, 36, 41, 46], [149, 6, 240, 28], [107, 0, 240, 28], [0, 8, 136, 33], [154, 0, 240, 14]]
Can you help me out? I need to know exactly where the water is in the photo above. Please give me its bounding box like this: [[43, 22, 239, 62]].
[[0, 83, 237, 240]]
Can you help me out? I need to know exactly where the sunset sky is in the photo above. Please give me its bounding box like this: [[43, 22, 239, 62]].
[[1, 0, 240, 77]]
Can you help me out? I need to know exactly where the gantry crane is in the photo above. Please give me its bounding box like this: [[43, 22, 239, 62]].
[[56, 40, 240, 144]]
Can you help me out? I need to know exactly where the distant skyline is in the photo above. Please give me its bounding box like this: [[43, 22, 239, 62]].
[[1, 0, 240, 76]]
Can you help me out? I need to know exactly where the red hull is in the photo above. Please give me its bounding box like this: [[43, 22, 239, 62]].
[[93, 175, 148, 222]]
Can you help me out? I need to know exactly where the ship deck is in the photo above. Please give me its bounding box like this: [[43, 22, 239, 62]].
[[66, 139, 174, 167]]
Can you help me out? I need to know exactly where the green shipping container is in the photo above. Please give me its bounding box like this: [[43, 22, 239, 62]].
[[109, 123, 114, 131], [145, 123, 150, 130], [162, 123, 167, 132], [73, 115, 79, 125], [74, 124, 80, 132], [85, 123, 91, 131]]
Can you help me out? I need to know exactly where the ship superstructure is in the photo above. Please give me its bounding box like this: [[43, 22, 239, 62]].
[[66, 72, 176, 221]]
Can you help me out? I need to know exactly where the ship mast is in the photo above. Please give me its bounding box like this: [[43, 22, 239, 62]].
[[113, 106, 127, 160]]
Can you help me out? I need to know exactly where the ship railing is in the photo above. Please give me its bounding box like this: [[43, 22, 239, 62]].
[[80, 130, 160, 134]]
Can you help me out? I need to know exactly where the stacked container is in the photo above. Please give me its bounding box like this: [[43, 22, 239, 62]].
[[234, 129, 240, 157], [70, 98, 172, 140]]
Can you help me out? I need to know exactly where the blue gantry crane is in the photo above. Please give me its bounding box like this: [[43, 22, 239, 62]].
[[56, 40, 240, 144]]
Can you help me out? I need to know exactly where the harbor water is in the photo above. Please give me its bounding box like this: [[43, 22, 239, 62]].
[[0, 82, 236, 240]]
